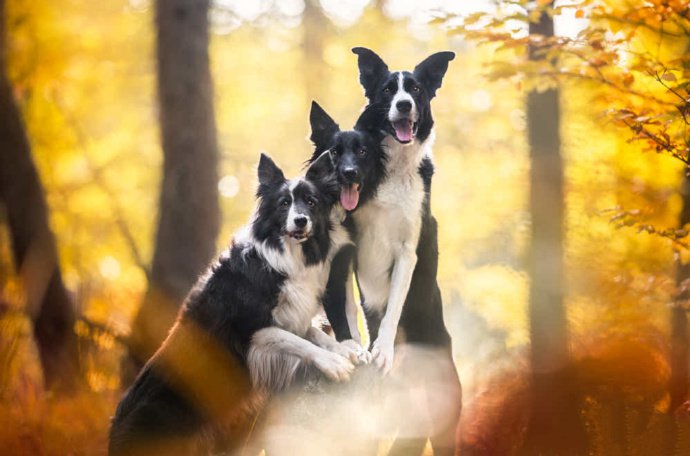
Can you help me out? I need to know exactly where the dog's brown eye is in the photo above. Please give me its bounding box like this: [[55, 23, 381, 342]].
[[412, 85, 421, 93], [358, 148, 367, 157], [307, 198, 316, 207], [330, 148, 339, 156], [383, 87, 391, 94], [281, 199, 290, 207]]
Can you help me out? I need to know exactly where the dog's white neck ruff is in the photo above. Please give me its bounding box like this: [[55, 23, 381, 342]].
[[235, 205, 350, 337]]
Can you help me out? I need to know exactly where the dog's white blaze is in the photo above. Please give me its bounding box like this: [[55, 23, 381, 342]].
[[389, 71, 418, 122], [354, 132, 434, 355], [286, 180, 313, 236]]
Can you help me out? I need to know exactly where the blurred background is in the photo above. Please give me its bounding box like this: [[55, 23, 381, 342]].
[[1, 0, 690, 454]]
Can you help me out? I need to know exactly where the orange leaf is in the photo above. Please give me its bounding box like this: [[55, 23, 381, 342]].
[[575, 9, 585, 18]]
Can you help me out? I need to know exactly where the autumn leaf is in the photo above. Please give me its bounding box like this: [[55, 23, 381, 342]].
[[622, 73, 635, 87], [662, 72, 677, 82]]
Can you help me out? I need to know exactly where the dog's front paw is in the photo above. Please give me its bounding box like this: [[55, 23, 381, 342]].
[[337, 339, 372, 365], [311, 349, 355, 382], [371, 337, 395, 374]]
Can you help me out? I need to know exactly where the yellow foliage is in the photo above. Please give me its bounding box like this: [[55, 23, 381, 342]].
[[2, 0, 690, 453]]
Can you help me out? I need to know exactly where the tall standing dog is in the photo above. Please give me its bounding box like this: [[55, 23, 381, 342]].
[[109, 153, 365, 456], [310, 48, 462, 455]]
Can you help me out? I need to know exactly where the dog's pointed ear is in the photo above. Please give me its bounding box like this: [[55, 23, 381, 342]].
[[309, 101, 339, 151], [352, 47, 389, 100], [257, 153, 285, 189], [413, 51, 455, 98], [354, 102, 385, 137], [306, 151, 334, 182]]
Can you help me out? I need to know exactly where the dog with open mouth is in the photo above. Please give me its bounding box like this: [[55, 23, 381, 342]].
[[308, 101, 386, 344], [309, 48, 462, 456], [109, 152, 369, 456]]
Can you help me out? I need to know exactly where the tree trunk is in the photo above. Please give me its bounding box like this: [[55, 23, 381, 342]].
[[124, 0, 220, 385], [526, 2, 567, 380], [669, 41, 690, 414], [0, 0, 81, 393], [670, 167, 690, 412], [302, 0, 328, 103], [521, 1, 585, 453]]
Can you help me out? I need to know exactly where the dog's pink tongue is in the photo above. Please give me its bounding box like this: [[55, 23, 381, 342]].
[[340, 184, 360, 211], [393, 119, 413, 142]]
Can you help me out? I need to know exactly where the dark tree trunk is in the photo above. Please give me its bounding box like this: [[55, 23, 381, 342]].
[[526, 2, 567, 380], [520, 2, 586, 453], [124, 0, 220, 385], [669, 41, 690, 414], [670, 170, 690, 411], [0, 0, 81, 393]]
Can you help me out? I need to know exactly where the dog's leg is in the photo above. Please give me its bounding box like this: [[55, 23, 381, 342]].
[[323, 245, 355, 341], [321, 246, 371, 364], [344, 266, 363, 345], [427, 349, 462, 456], [371, 245, 417, 373], [248, 327, 355, 391]]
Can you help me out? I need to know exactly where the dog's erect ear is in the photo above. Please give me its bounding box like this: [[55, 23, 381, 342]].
[[306, 151, 334, 182], [352, 47, 389, 100], [257, 153, 285, 189], [309, 101, 339, 151], [413, 51, 455, 98], [354, 102, 386, 137]]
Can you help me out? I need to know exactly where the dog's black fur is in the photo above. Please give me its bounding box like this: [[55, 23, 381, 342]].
[[308, 102, 451, 350], [309, 101, 385, 342], [309, 101, 388, 213], [109, 153, 347, 456], [309, 48, 462, 456]]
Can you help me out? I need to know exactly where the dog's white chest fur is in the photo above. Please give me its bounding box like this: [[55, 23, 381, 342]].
[[272, 255, 326, 337], [353, 137, 429, 312], [270, 208, 350, 337]]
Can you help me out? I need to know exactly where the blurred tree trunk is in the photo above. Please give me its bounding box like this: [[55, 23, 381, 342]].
[[302, 0, 328, 103], [0, 0, 81, 393], [521, 2, 585, 453], [671, 174, 690, 410], [670, 41, 690, 412], [124, 0, 220, 385]]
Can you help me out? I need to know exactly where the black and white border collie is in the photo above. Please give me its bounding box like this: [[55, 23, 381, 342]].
[[310, 48, 462, 455], [109, 153, 365, 456]]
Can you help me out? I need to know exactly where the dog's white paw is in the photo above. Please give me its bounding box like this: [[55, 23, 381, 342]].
[[337, 339, 371, 365], [371, 337, 395, 375], [311, 349, 355, 382]]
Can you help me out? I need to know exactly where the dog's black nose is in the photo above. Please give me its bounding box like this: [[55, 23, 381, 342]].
[[396, 100, 412, 113], [294, 216, 308, 228], [343, 167, 359, 181]]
